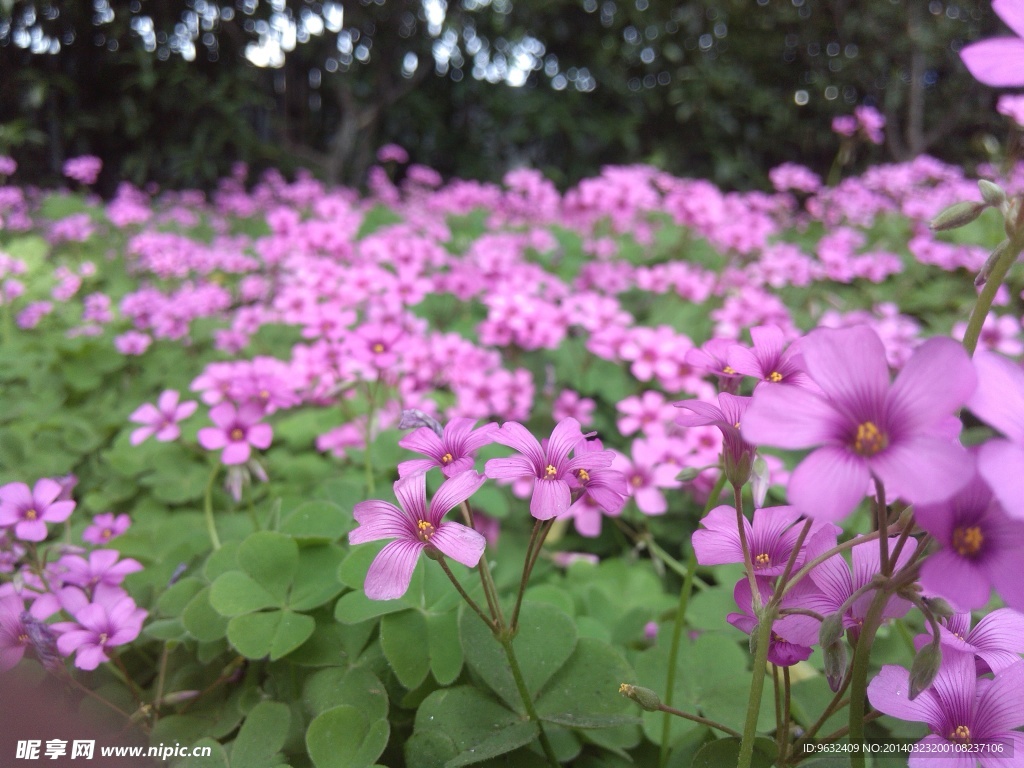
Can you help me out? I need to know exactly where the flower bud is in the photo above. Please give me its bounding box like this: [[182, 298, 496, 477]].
[[619, 683, 662, 712], [751, 456, 770, 508], [818, 612, 845, 649], [823, 641, 848, 693], [978, 179, 1006, 207], [975, 239, 1011, 287], [724, 447, 753, 490], [908, 642, 943, 700], [398, 409, 444, 437], [676, 466, 702, 482], [930, 201, 987, 231], [921, 596, 955, 620]]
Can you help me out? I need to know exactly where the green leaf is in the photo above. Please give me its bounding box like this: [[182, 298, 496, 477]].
[[226, 610, 316, 660], [288, 545, 345, 611], [334, 589, 410, 624], [356, 204, 404, 239], [209, 571, 282, 616], [174, 738, 230, 768], [459, 601, 577, 713], [237, 532, 299, 602], [280, 500, 352, 543], [306, 706, 389, 768], [156, 577, 205, 617], [380, 609, 432, 690], [303, 667, 388, 721], [411, 686, 536, 767], [426, 610, 463, 685], [230, 701, 291, 768], [690, 737, 777, 768], [180, 587, 229, 643]]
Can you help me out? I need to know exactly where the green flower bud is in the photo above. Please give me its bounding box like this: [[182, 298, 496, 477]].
[[823, 641, 848, 693], [619, 683, 662, 711], [930, 201, 987, 232], [818, 611, 845, 649], [975, 239, 1011, 288], [978, 179, 1006, 207], [676, 466, 702, 482], [921, 596, 955, 620], [909, 642, 943, 700]]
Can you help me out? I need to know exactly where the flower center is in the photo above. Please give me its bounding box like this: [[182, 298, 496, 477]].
[[723, 365, 736, 375], [852, 421, 888, 456], [441, 453, 454, 464], [630, 474, 643, 487], [24, 508, 37, 521], [544, 464, 557, 479], [17, 632, 28, 645], [576, 468, 590, 482], [372, 342, 385, 353], [229, 428, 245, 441], [952, 526, 984, 558], [949, 725, 970, 744], [259, 389, 270, 400], [416, 520, 435, 542], [754, 553, 771, 568], [768, 371, 783, 383], [101, 528, 112, 539], [98, 632, 108, 645]]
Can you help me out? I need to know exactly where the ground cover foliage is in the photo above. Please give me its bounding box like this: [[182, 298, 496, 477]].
[[0, 154, 1022, 767]]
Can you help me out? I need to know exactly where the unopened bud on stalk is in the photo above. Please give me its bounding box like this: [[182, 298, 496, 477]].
[[823, 641, 848, 693], [619, 683, 662, 711], [978, 179, 1006, 207], [921, 596, 955, 620], [398, 409, 444, 437], [930, 201, 988, 232], [908, 642, 943, 700], [676, 466, 702, 482], [818, 611, 845, 649], [975, 239, 1011, 287]]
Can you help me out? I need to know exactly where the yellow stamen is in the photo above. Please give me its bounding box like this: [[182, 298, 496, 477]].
[[441, 453, 454, 464], [17, 633, 28, 644], [24, 509, 37, 521], [229, 428, 245, 441], [101, 529, 112, 539], [952, 526, 983, 557], [768, 371, 783, 383], [576, 468, 590, 482], [372, 342, 385, 353], [723, 365, 736, 375], [544, 464, 557, 479], [950, 725, 970, 743], [754, 553, 770, 568], [630, 474, 643, 487], [416, 520, 435, 542], [98, 632, 108, 645], [852, 421, 888, 456]]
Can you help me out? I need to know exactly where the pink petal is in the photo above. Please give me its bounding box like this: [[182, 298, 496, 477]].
[[197, 427, 228, 450], [799, 326, 890, 411], [364, 540, 422, 600], [32, 478, 63, 507], [42, 500, 75, 524], [974, 658, 1024, 733], [14, 519, 49, 542], [995, 0, 1024, 41], [634, 486, 667, 515], [788, 446, 870, 522], [870, 436, 973, 506], [692, 504, 745, 566], [493, 422, 545, 470], [887, 337, 975, 434], [919, 549, 991, 611], [236, 401, 266, 426], [429, 472, 485, 523], [961, 38, 1024, 87], [220, 441, 251, 465], [867, 665, 946, 726], [430, 521, 486, 568], [247, 423, 273, 450], [969, 351, 1024, 444], [72, 643, 109, 671], [351, 500, 410, 543], [741, 385, 842, 449], [398, 427, 443, 459], [156, 390, 180, 412], [208, 403, 237, 429], [394, 473, 428, 522], [129, 403, 161, 425], [978, 440, 1024, 520], [396, 458, 436, 478], [530, 479, 571, 520], [484, 455, 537, 480]]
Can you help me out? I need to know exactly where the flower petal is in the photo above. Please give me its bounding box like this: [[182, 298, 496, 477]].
[[788, 446, 870, 522], [530, 479, 571, 520], [887, 337, 975, 435], [870, 436, 973, 507], [961, 38, 1024, 87], [429, 471, 486, 523], [867, 665, 945, 728], [974, 659, 1024, 735], [799, 326, 890, 412], [741, 385, 843, 449], [394, 473, 428, 522], [978, 440, 1024, 520], [493, 422, 545, 470], [350, 500, 410, 543], [364, 540, 422, 600], [430, 521, 486, 568], [969, 351, 1024, 444]]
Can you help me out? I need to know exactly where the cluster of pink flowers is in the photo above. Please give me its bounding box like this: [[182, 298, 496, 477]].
[[0, 479, 145, 672], [62, 155, 102, 186]]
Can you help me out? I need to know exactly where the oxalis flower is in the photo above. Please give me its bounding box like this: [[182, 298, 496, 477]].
[[868, 654, 1024, 766], [398, 417, 499, 479], [349, 471, 486, 600], [742, 326, 976, 522], [0, 478, 76, 542]]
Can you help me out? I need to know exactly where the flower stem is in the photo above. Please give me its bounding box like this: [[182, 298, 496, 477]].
[[847, 589, 889, 768], [734, 484, 761, 612], [738, 604, 774, 768], [963, 236, 1023, 356], [500, 635, 561, 768], [511, 519, 554, 632], [659, 472, 727, 768], [437, 556, 495, 631], [874, 478, 890, 576], [203, 466, 221, 551], [656, 703, 742, 738]]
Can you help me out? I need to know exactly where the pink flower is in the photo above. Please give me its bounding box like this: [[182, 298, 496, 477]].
[[58, 550, 144, 590], [742, 327, 976, 522], [128, 390, 197, 445], [349, 472, 487, 600], [0, 590, 28, 671], [398, 418, 499, 479], [552, 390, 596, 426], [485, 418, 605, 520], [0, 479, 76, 542], [197, 402, 273, 465], [54, 588, 146, 671], [62, 155, 102, 185], [612, 437, 682, 515], [82, 513, 131, 545], [960, 0, 1024, 87]]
